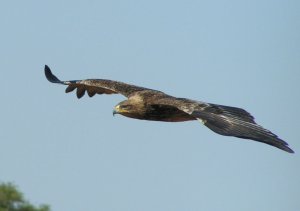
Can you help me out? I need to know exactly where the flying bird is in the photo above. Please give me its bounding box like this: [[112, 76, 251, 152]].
[[44, 65, 294, 153]]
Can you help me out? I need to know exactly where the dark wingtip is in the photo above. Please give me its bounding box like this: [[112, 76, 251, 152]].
[[44, 65, 61, 83], [283, 146, 294, 154], [274, 137, 294, 153]]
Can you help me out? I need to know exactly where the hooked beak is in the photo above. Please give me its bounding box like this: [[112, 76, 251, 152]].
[[113, 109, 118, 116], [113, 105, 120, 116]]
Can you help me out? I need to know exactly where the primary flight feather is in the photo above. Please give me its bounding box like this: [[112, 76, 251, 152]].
[[44, 65, 294, 153]]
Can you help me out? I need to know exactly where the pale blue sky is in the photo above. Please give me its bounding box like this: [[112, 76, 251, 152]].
[[1, 0, 300, 211]]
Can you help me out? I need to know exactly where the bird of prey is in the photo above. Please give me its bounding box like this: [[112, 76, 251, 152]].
[[44, 65, 294, 153]]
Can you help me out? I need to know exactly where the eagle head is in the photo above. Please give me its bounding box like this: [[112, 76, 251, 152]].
[[113, 100, 146, 119]]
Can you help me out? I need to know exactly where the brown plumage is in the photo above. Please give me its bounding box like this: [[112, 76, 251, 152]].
[[44, 65, 294, 153]]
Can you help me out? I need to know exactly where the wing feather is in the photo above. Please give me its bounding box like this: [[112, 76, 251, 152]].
[[87, 89, 96, 97], [76, 87, 86, 99], [65, 85, 76, 93], [191, 104, 294, 153], [155, 97, 294, 153], [45, 65, 149, 98]]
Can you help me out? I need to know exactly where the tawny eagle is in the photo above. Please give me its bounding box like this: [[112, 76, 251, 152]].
[[44, 65, 294, 153]]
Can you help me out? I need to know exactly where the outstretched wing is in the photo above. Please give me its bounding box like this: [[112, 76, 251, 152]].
[[155, 97, 294, 153], [44, 65, 150, 98]]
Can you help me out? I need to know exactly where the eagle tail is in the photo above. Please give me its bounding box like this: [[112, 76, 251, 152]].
[[193, 105, 294, 153]]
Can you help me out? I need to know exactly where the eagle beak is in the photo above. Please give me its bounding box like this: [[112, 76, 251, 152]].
[[113, 105, 120, 116]]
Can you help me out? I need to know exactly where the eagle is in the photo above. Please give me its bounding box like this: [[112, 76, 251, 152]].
[[44, 65, 294, 153]]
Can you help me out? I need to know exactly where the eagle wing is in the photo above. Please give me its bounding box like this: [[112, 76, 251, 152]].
[[44, 65, 150, 98], [155, 97, 294, 153]]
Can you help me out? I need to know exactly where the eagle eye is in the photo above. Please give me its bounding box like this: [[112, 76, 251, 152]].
[[120, 104, 132, 110]]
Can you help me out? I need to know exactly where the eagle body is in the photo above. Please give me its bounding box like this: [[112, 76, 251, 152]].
[[44, 65, 294, 153], [144, 104, 196, 122], [116, 92, 196, 122]]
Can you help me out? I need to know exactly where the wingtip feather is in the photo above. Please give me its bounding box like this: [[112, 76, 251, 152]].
[[282, 145, 294, 153], [44, 65, 61, 83]]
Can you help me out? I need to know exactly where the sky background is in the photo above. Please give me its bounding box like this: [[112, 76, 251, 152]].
[[1, 0, 300, 210]]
